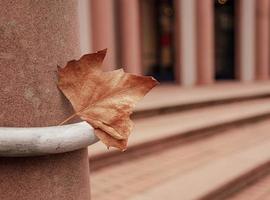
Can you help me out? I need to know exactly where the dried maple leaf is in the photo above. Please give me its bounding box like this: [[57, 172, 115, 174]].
[[57, 49, 158, 150]]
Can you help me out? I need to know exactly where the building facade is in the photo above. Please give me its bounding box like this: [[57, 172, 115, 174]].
[[78, 0, 269, 86]]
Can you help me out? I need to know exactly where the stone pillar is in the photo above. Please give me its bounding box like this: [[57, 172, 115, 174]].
[[0, 149, 91, 200], [255, 0, 270, 80], [118, 0, 142, 74], [91, 0, 117, 70], [0, 1, 91, 199], [174, 0, 197, 85], [236, 0, 256, 82], [196, 0, 214, 84], [0, 0, 79, 127]]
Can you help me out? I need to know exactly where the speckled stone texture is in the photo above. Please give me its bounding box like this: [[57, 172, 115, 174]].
[[0, 149, 91, 200], [0, 1, 91, 199], [0, 0, 81, 127]]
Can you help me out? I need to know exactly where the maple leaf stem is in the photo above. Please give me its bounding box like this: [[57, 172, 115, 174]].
[[58, 113, 78, 125]]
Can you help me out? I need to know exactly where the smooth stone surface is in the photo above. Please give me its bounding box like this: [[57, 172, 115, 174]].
[[0, 0, 81, 127], [0, 121, 98, 157]]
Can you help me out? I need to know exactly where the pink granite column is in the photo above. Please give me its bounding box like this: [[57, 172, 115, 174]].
[[256, 0, 270, 80], [174, 0, 197, 85], [235, 0, 256, 82], [196, 0, 215, 84], [91, 0, 117, 70], [118, 0, 142, 74], [0, 149, 91, 200], [0, 1, 91, 199]]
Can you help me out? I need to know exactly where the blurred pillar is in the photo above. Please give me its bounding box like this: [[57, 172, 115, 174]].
[[196, 0, 214, 84], [174, 0, 197, 86], [91, 0, 117, 70], [255, 0, 270, 80], [236, 0, 255, 82], [118, 0, 142, 74], [78, 0, 93, 55]]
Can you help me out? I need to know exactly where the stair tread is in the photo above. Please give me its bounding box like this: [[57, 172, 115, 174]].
[[228, 172, 270, 200], [90, 119, 270, 200], [89, 98, 270, 158], [135, 82, 270, 112]]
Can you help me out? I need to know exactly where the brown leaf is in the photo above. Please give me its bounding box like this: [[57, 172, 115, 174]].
[[57, 49, 158, 150]]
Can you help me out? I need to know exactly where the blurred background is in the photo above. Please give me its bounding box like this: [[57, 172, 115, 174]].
[[78, 0, 270, 199]]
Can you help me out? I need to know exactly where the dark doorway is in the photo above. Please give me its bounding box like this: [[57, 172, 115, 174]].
[[214, 0, 235, 80], [141, 0, 175, 82]]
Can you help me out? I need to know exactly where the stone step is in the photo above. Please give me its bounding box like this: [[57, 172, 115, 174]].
[[133, 82, 270, 118], [89, 98, 270, 165], [90, 119, 270, 200], [227, 170, 270, 199]]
